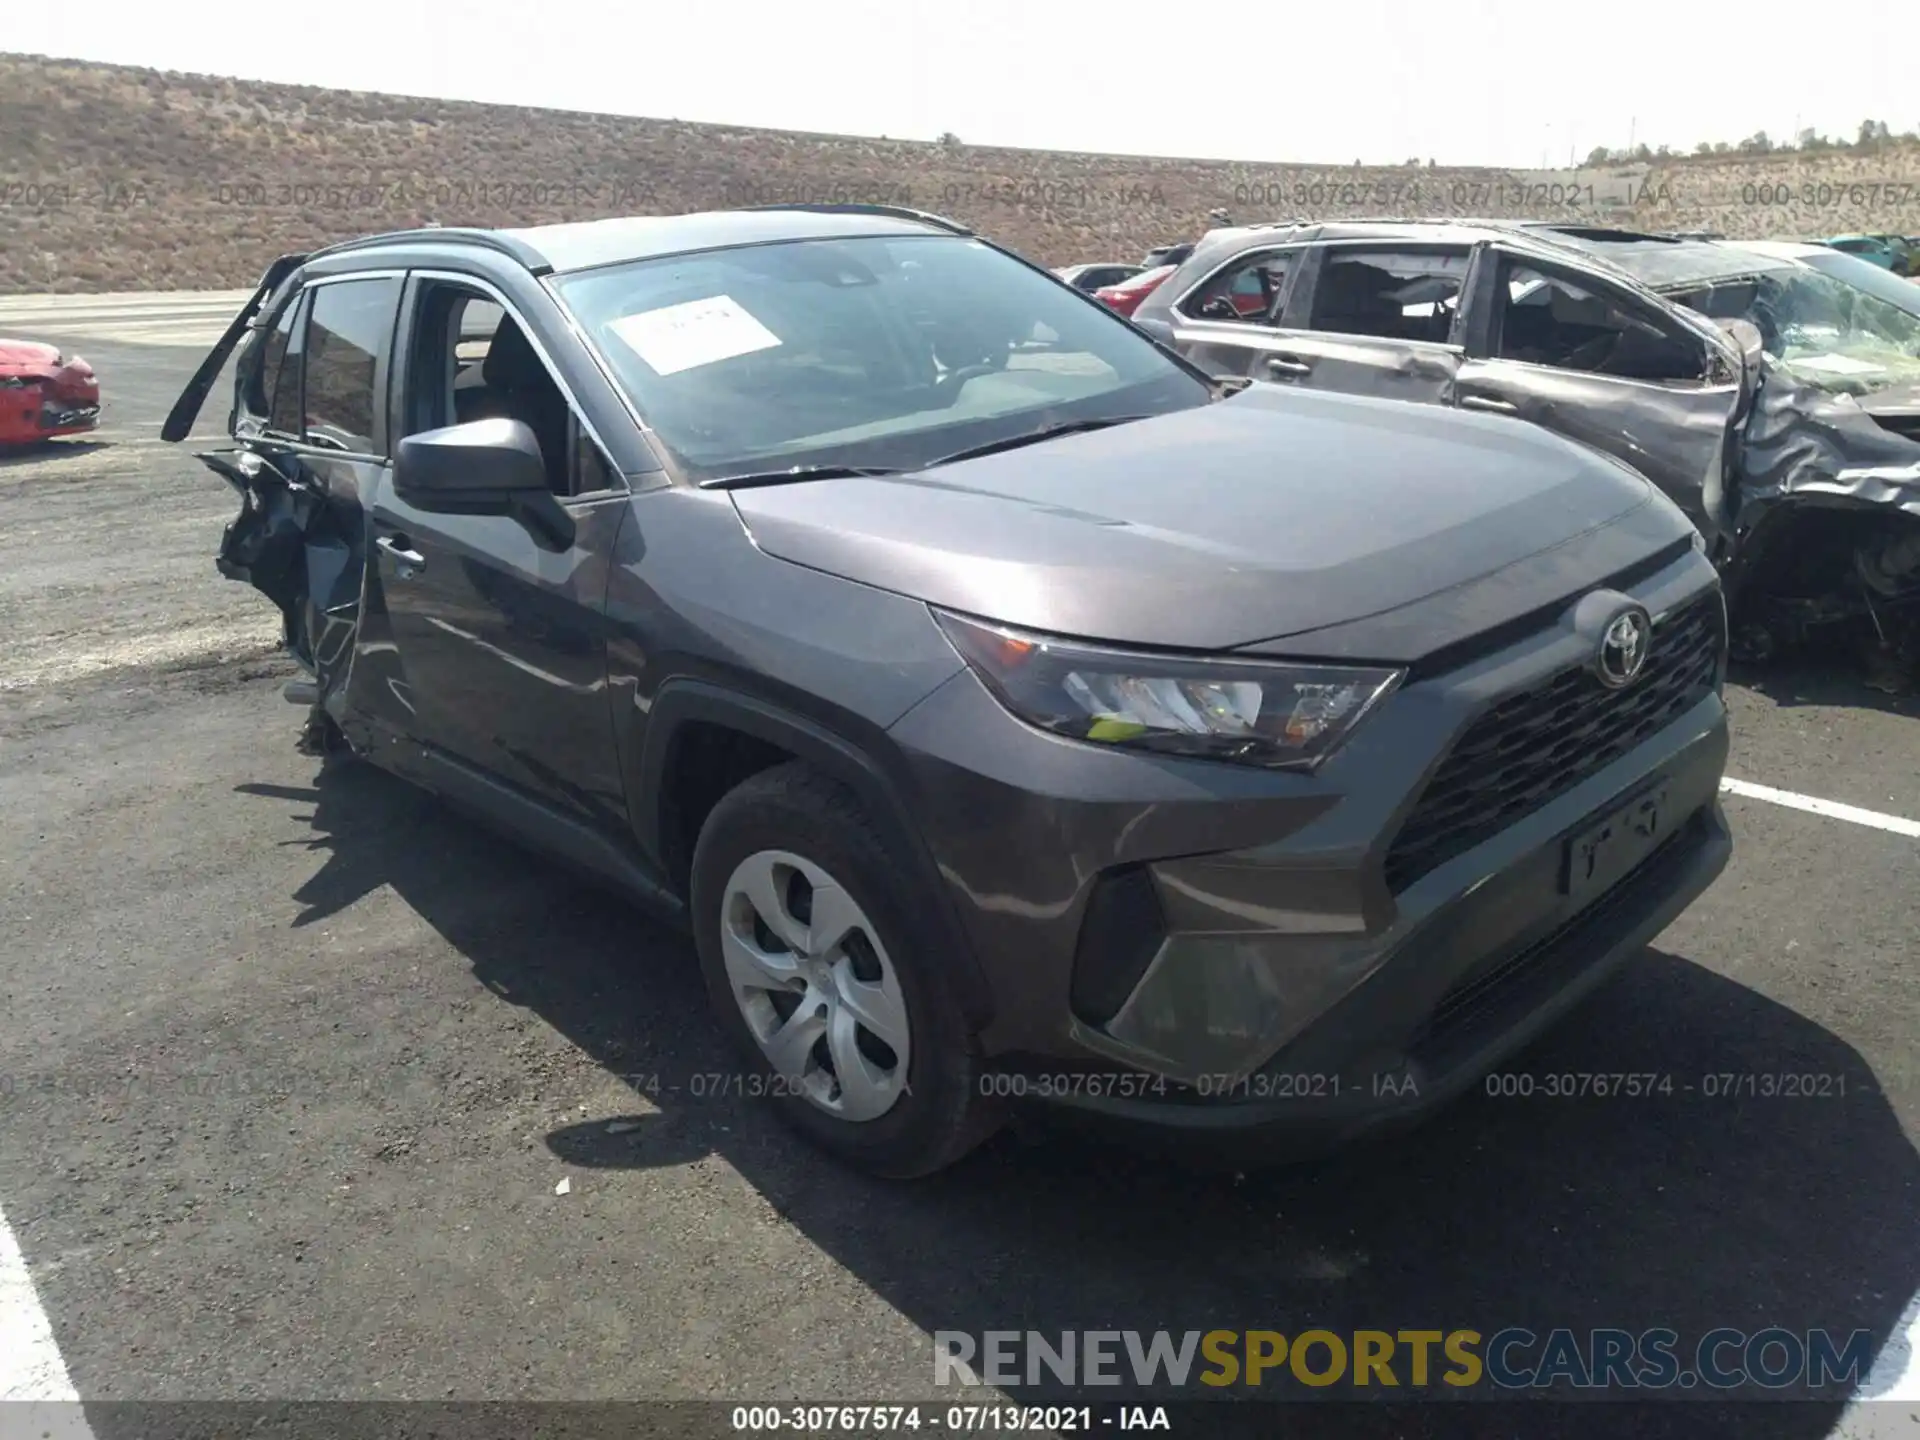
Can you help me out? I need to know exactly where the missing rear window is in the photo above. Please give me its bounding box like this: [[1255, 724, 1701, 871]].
[[1307, 249, 1468, 344]]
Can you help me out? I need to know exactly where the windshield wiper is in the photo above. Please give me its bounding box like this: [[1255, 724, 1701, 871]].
[[702, 415, 1157, 488], [700, 464, 906, 491], [922, 415, 1150, 469]]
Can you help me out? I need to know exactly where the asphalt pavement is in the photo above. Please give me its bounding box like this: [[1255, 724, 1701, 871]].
[[0, 295, 1916, 1439]]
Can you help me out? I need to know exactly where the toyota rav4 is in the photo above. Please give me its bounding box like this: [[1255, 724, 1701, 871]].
[[164, 204, 1732, 1177]]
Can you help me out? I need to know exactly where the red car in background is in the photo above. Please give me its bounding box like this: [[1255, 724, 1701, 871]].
[[1093, 260, 1271, 320], [0, 340, 100, 446], [1092, 263, 1176, 318]]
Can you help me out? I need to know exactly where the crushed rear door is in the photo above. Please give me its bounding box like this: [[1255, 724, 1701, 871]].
[[162, 256, 374, 748], [1453, 245, 1749, 548]]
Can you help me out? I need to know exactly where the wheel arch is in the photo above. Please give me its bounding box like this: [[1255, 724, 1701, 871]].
[[631, 679, 996, 1029]]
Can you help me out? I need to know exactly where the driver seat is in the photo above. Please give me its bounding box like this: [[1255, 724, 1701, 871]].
[[467, 319, 571, 491]]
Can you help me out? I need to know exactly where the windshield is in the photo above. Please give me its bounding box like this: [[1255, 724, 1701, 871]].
[[1798, 249, 1920, 320], [1666, 262, 1920, 396], [551, 234, 1211, 481]]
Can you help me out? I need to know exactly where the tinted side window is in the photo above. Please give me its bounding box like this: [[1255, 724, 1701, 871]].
[[1664, 278, 1759, 322], [267, 292, 309, 437], [1180, 250, 1294, 324], [1306, 247, 1469, 343], [246, 291, 300, 423], [1494, 260, 1707, 382], [303, 277, 402, 452]]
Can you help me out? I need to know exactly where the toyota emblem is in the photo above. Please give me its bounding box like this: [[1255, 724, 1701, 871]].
[[1596, 608, 1652, 688]]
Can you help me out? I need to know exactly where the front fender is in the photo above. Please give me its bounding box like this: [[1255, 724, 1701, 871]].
[[628, 679, 996, 1029]]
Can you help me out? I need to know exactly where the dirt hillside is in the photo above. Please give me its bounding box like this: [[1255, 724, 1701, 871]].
[[4, 53, 1920, 293]]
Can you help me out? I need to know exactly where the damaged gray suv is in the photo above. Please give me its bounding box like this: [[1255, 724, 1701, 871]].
[[165, 205, 1731, 1178]]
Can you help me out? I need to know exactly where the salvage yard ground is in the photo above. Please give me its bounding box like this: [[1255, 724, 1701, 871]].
[[0, 295, 1917, 1437]]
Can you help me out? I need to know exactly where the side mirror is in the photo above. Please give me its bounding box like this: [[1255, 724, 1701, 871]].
[[393, 417, 576, 549], [394, 417, 548, 506]]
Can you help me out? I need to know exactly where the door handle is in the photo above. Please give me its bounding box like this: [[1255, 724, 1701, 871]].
[[1266, 355, 1312, 377], [376, 534, 426, 568], [1460, 395, 1518, 414]]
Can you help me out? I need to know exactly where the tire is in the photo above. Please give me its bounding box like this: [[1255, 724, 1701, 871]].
[[295, 704, 355, 763], [690, 762, 999, 1178]]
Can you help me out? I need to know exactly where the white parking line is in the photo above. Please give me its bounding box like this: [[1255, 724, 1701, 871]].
[[1833, 1289, 1920, 1437], [0, 1203, 93, 1436], [1720, 778, 1920, 839]]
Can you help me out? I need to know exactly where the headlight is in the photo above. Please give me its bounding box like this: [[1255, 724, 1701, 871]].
[[933, 609, 1402, 771]]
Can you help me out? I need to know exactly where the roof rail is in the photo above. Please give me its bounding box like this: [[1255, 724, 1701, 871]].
[[735, 202, 974, 235], [1517, 222, 1684, 244], [1300, 216, 1484, 232], [306, 225, 553, 273]]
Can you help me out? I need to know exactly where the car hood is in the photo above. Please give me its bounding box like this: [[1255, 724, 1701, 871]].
[[731, 385, 1686, 660], [0, 338, 68, 375], [0, 339, 95, 402]]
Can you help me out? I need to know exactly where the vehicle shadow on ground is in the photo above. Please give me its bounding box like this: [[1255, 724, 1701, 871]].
[[1732, 657, 1920, 719], [254, 760, 1920, 1440], [0, 438, 110, 469]]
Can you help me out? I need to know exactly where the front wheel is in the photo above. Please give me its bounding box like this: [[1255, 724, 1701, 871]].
[[689, 763, 999, 1178]]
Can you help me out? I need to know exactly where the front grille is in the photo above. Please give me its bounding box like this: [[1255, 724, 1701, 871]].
[[1382, 594, 1723, 892], [1408, 812, 1708, 1063]]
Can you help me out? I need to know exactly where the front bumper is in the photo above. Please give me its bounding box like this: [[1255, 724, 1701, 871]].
[[0, 380, 99, 443], [39, 400, 100, 435], [886, 552, 1730, 1149], [1017, 790, 1727, 1160]]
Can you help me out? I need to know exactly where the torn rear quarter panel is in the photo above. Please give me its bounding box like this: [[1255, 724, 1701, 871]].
[[197, 447, 364, 706]]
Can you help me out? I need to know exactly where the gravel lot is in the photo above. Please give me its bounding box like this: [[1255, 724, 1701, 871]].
[[0, 298, 1916, 1439]]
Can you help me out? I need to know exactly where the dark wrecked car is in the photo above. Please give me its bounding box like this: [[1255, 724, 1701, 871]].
[[163, 204, 1730, 1178], [1132, 220, 1920, 673]]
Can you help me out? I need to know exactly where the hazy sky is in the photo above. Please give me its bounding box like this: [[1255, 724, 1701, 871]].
[[31, 2, 1920, 168]]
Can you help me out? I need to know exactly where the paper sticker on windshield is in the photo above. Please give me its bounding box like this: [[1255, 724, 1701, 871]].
[[608, 295, 781, 376]]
